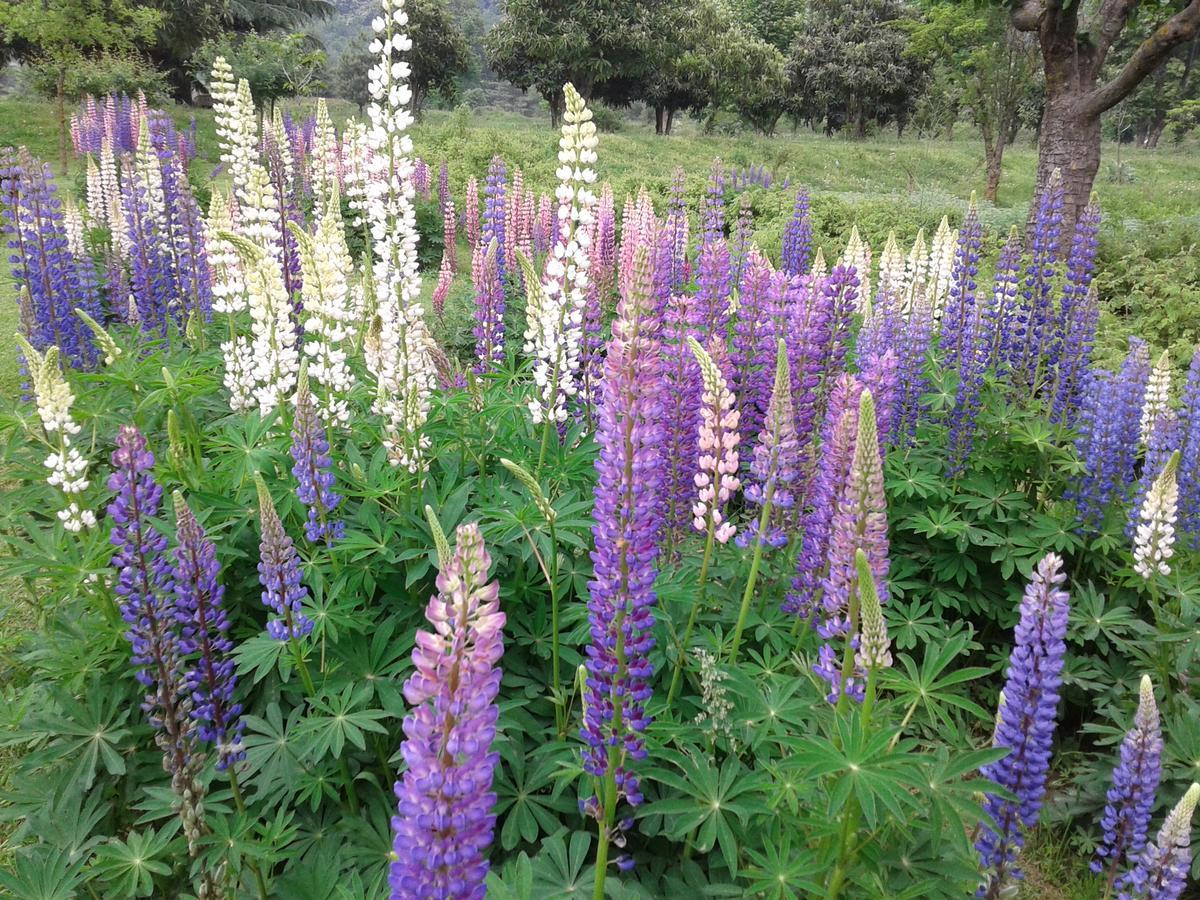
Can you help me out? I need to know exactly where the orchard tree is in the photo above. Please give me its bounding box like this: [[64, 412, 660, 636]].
[[0, 0, 160, 167], [192, 32, 326, 111], [1008, 0, 1200, 241], [786, 0, 929, 137], [1106, 33, 1198, 146]]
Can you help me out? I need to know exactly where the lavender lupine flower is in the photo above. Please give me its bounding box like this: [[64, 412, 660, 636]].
[[464, 176, 480, 249], [437, 160, 450, 209], [947, 303, 992, 475], [694, 239, 732, 342], [255, 477, 313, 641], [664, 168, 689, 291], [172, 492, 244, 770], [1128, 413, 1180, 540], [824, 265, 860, 377], [1017, 172, 1065, 391], [0, 149, 99, 366], [976, 553, 1071, 898], [1177, 347, 1200, 544], [701, 158, 725, 246], [1050, 198, 1101, 422], [781, 188, 812, 277], [785, 272, 838, 458], [581, 246, 663, 849], [290, 373, 344, 545], [1133, 451, 1180, 580], [985, 228, 1025, 374], [483, 157, 508, 284], [814, 390, 888, 703], [159, 149, 213, 320], [940, 197, 982, 374], [108, 426, 207, 851], [860, 350, 899, 451], [737, 340, 801, 550], [892, 292, 935, 443], [390, 523, 505, 900], [472, 239, 505, 373], [661, 293, 703, 537], [855, 288, 898, 368], [731, 251, 777, 448], [786, 374, 862, 619], [122, 155, 178, 335], [593, 184, 616, 290], [690, 338, 741, 545], [1071, 341, 1152, 533], [1093, 676, 1163, 886], [1119, 783, 1200, 900], [729, 195, 754, 285]]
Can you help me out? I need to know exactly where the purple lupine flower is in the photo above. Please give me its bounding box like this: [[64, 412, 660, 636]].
[[122, 155, 176, 334], [1127, 412, 1180, 540], [940, 198, 982, 374], [786, 374, 863, 619], [390, 523, 505, 900], [412, 158, 431, 200], [892, 296, 935, 444], [290, 375, 344, 545], [785, 272, 839, 460], [264, 127, 304, 299], [731, 251, 776, 448], [660, 292, 702, 538], [693, 238, 732, 348], [824, 265, 860, 379], [1070, 341, 1151, 533], [781, 188, 812, 277], [482, 157, 508, 285], [472, 239, 505, 373], [737, 339, 801, 550], [1092, 676, 1163, 888], [1118, 783, 1199, 900], [976, 553, 1070, 897], [856, 288, 898, 368], [465, 176, 480, 249], [985, 228, 1025, 375], [0, 149, 99, 366], [1050, 198, 1101, 422], [730, 194, 754, 286], [108, 426, 207, 851], [172, 492, 244, 770], [582, 246, 663, 847], [1177, 347, 1200, 544], [437, 160, 450, 210], [159, 149, 213, 320], [947, 303, 991, 475], [255, 478, 313, 641], [1016, 173, 1065, 391], [664, 168, 689, 291], [814, 389, 888, 703], [701, 158, 725, 246], [594, 185, 617, 291], [860, 350, 899, 451]]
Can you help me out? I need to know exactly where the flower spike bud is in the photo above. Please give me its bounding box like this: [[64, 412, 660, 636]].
[[500, 457, 557, 524], [1122, 782, 1200, 900], [75, 308, 122, 364], [423, 504, 452, 570], [855, 548, 890, 671]]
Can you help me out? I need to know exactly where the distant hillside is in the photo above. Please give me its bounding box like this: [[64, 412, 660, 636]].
[[309, 0, 493, 64]]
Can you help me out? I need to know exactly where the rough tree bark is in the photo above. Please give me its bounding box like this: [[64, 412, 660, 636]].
[[1011, 0, 1200, 248]]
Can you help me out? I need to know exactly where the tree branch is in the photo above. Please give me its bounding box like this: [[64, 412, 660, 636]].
[[1081, 0, 1200, 117], [1093, 0, 1140, 64], [1011, 0, 1046, 32]]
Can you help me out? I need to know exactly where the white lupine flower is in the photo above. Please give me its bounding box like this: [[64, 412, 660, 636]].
[[902, 228, 929, 313], [311, 98, 341, 203], [1134, 450, 1179, 579], [134, 120, 168, 233], [297, 194, 357, 425], [209, 59, 259, 201], [99, 140, 127, 256], [84, 155, 105, 230], [63, 200, 86, 258], [207, 191, 245, 316], [877, 230, 905, 302], [524, 82, 598, 427], [1140, 350, 1172, 445], [810, 246, 827, 280], [341, 119, 372, 230], [16, 337, 95, 531], [841, 225, 872, 310], [927, 215, 957, 317], [364, 0, 438, 473]]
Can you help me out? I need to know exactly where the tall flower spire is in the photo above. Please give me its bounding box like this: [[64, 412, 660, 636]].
[[290, 371, 345, 545], [976, 553, 1070, 897], [690, 338, 740, 545], [1132, 451, 1180, 580], [390, 523, 505, 900], [1119, 783, 1199, 900], [255, 477, 314, 641], [524, 83, 599, 427]]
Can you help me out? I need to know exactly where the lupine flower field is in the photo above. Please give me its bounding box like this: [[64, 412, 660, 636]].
[[0, 1, 1199, 897]]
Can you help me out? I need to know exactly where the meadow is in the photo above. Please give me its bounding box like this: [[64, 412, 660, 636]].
[[1, 31, 1200, 900]]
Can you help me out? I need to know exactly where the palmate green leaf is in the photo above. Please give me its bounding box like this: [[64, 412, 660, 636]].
[[337, 799, 396, 894], [92, 826, 178, 898], [882, 634, 993, 735], [740, 824, 824, 899], [21, 785, 110, 864], [495, 733, 578, 850], [787, 715, 924, 829], [486, 852, 535, 900], [240, 702, 308, 801], [196, 809, 272, 893], [530, 829, 595, 898], [234, 633, 288, 685], [292, 683, 389, 762], [0, 846, 87, 900], [17, 684, 131, 791], [917, 745, 1009, 857], [641, 750, 765, 876]]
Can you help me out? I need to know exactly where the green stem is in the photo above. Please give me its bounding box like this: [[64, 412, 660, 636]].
[[339, 755, 361, 813], [728, 482, 776, 665], [289, 634, 317, 697], [666, 526, 716, 706], [228, 770, 269, 900], [593, 759, 617, 900], [549, 516, 564, 738]]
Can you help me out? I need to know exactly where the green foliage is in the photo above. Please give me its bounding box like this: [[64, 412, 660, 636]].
[[192, 32, 327, 106], [29, 51, 169, 104]]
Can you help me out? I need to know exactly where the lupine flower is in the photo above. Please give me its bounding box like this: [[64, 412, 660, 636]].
[[841, 226, 872, 310], [310, 98, 340, 203], [1140, 351, 1173, 446], [255, 477, 313, 641], [854, 549, 891, 672], [1050, 198, 1101, 421], [581, 246, 663, 853], [737, 340, 800, 550], [860, 349, 899, 452], [390, 523, 505, 900], [1119, 783, 1200, 900], [482, 157, 508, 284], [108, 426, 207, 852], [472, 239, 506, 372], [876, 231, 906, 302], [1016, 172, 1065, 390], [1128, 412, 1180, 540], [731, 251, 777, 447], [694, 239, 732, 343], [660, 293, 703, 537], [663, 168, 689, 291], [927, 215, 958, 316], [701, 158, 725, 246], [815, 389, 888, 703], [690, 338, 740, 544], [1133, 451, 1179, 579], [729, 194, 754, 285], [16, 337, 95, 531], [1093, 676, 1163, 886], [976, 553, 1071, 897], [465, 175, 480, 249], [892, 290, 936, 443], [291, 372, 344, 545], [941, 198, 982, 373], [363, 0, 438, 473], [432, 255, 453, 320], [524, 84, 598, 427], [172, 492, 244, 770], [781, 188, 812, 277], [1177, 346, 1200, 543]]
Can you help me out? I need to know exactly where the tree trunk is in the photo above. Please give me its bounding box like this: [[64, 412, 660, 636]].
[[1029, 87, 1101, 250], [654, 104, 665, 135], [984, 135, 1005, 203], [666, 107, 676, 135], [56, 71, 68, 173]]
